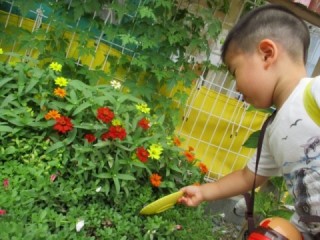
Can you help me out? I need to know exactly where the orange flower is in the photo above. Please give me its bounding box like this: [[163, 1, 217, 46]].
[[150, 173, 162, 187], [45, 110, 61, 120], [184, 150, 195, 162], [188, 146, 194, 152], [198, 162, 208, 174], [54, 87, 66, 98], [173, 136, 181, 146]]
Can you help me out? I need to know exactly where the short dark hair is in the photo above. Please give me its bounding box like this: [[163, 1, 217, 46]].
[[221, 4, 310, 64]]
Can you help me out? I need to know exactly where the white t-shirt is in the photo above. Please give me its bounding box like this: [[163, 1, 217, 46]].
[[247, 76, 320, 235]]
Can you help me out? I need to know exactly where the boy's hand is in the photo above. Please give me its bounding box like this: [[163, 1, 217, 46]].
[[178, 185, 204, 207]]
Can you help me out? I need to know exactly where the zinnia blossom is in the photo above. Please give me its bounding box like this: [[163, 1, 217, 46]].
[[184, 150, 195, 162], [173, 136, 181, 146], [148, 144, 163, 160], [0, 209, 6, 215], [111, 119, 122, 126], [53, 116, 73, 134], [136, 147, 149, 163], [97, 107, 114, 124], [101, 126, 126, 141], [54, 77, 68, 87], [150, 173, 162, 187], [198, 162, 208, 174], [110, 80, 121, 89], [49, 62, 62, 72], [3, 179, 9, 189], [138, 118, 150, 130], [54, 87, 66, 98], [45, 110, 61, 120], [135, 103, 150, 114], [84, 134, 96, 143]]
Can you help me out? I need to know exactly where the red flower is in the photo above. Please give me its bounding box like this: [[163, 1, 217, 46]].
[[101, 126, 126, 141], [184, 150, 195, 162], [53, 116, 73, 134], [199, 162, 208, 174], [173, 136, 181, 146], [97, 107, 114, 124], [3, 179, 9, 189], [136, 147, 149, 163], [101, 132, 109, 141], [138, 118, 150, 130], [0, 209, 6, 215], [150, 173, 162, 187], [84, 133, 96, 143]]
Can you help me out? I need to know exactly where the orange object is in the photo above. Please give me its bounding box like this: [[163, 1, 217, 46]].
[[248, 217, 303, 240]]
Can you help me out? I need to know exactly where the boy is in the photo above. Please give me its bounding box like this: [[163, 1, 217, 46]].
[[179, 4, 320, 239]]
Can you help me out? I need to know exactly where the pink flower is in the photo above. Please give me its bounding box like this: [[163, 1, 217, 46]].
[[3, 179, 9, 189], [50, 174, 57, 182], [0, 209, 6, 215]]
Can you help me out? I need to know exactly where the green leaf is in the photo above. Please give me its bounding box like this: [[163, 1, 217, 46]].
[[0, 77, 14, 88], [207, 19, 222, 38], [138, 6, 156, 21], [69, 80, 90, 92], [0, 125, 13, 132], [5, 146, 17, 155], [168, 164, 182, 173], [93, 95, 116, 105], [242, 130, 260, 148], [65, 128, 77, 145], [113, 177, 120, 194], [1, 94, 16, 108], [96, 173, 112, 179], [46, 141, 65, 154], [131, 56, 149, 71], [72, 102, 91, 116], [68, 90, 78, 104], [25, 78, 39, 94], [155, 0, 173, 9], [118, 34, 138, 46], [117, 174, 136, 181]]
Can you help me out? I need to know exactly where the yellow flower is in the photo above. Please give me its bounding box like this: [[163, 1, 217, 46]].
[[148, 144, 163, 160], [135, 103, 150, 114], [49, 62, 62, 72], [55, 77, 68, 87], [0, 48, 3, 54], [54, 87, 66, 98], [112, 118, 122, 126]]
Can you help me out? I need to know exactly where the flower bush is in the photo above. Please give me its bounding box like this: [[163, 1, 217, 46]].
[[0, 57, 212, 239]]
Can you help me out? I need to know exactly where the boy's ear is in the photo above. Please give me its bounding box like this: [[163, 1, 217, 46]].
[[258, 39, 277, 67]]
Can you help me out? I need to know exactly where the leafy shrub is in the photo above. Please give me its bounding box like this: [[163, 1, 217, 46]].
[[0, 58, 214, 239]]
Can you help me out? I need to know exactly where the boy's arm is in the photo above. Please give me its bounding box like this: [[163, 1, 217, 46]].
[[179, 166, 269, 207]]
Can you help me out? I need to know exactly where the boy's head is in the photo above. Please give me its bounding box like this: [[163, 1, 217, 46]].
[[221, 4, 310, 65]]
